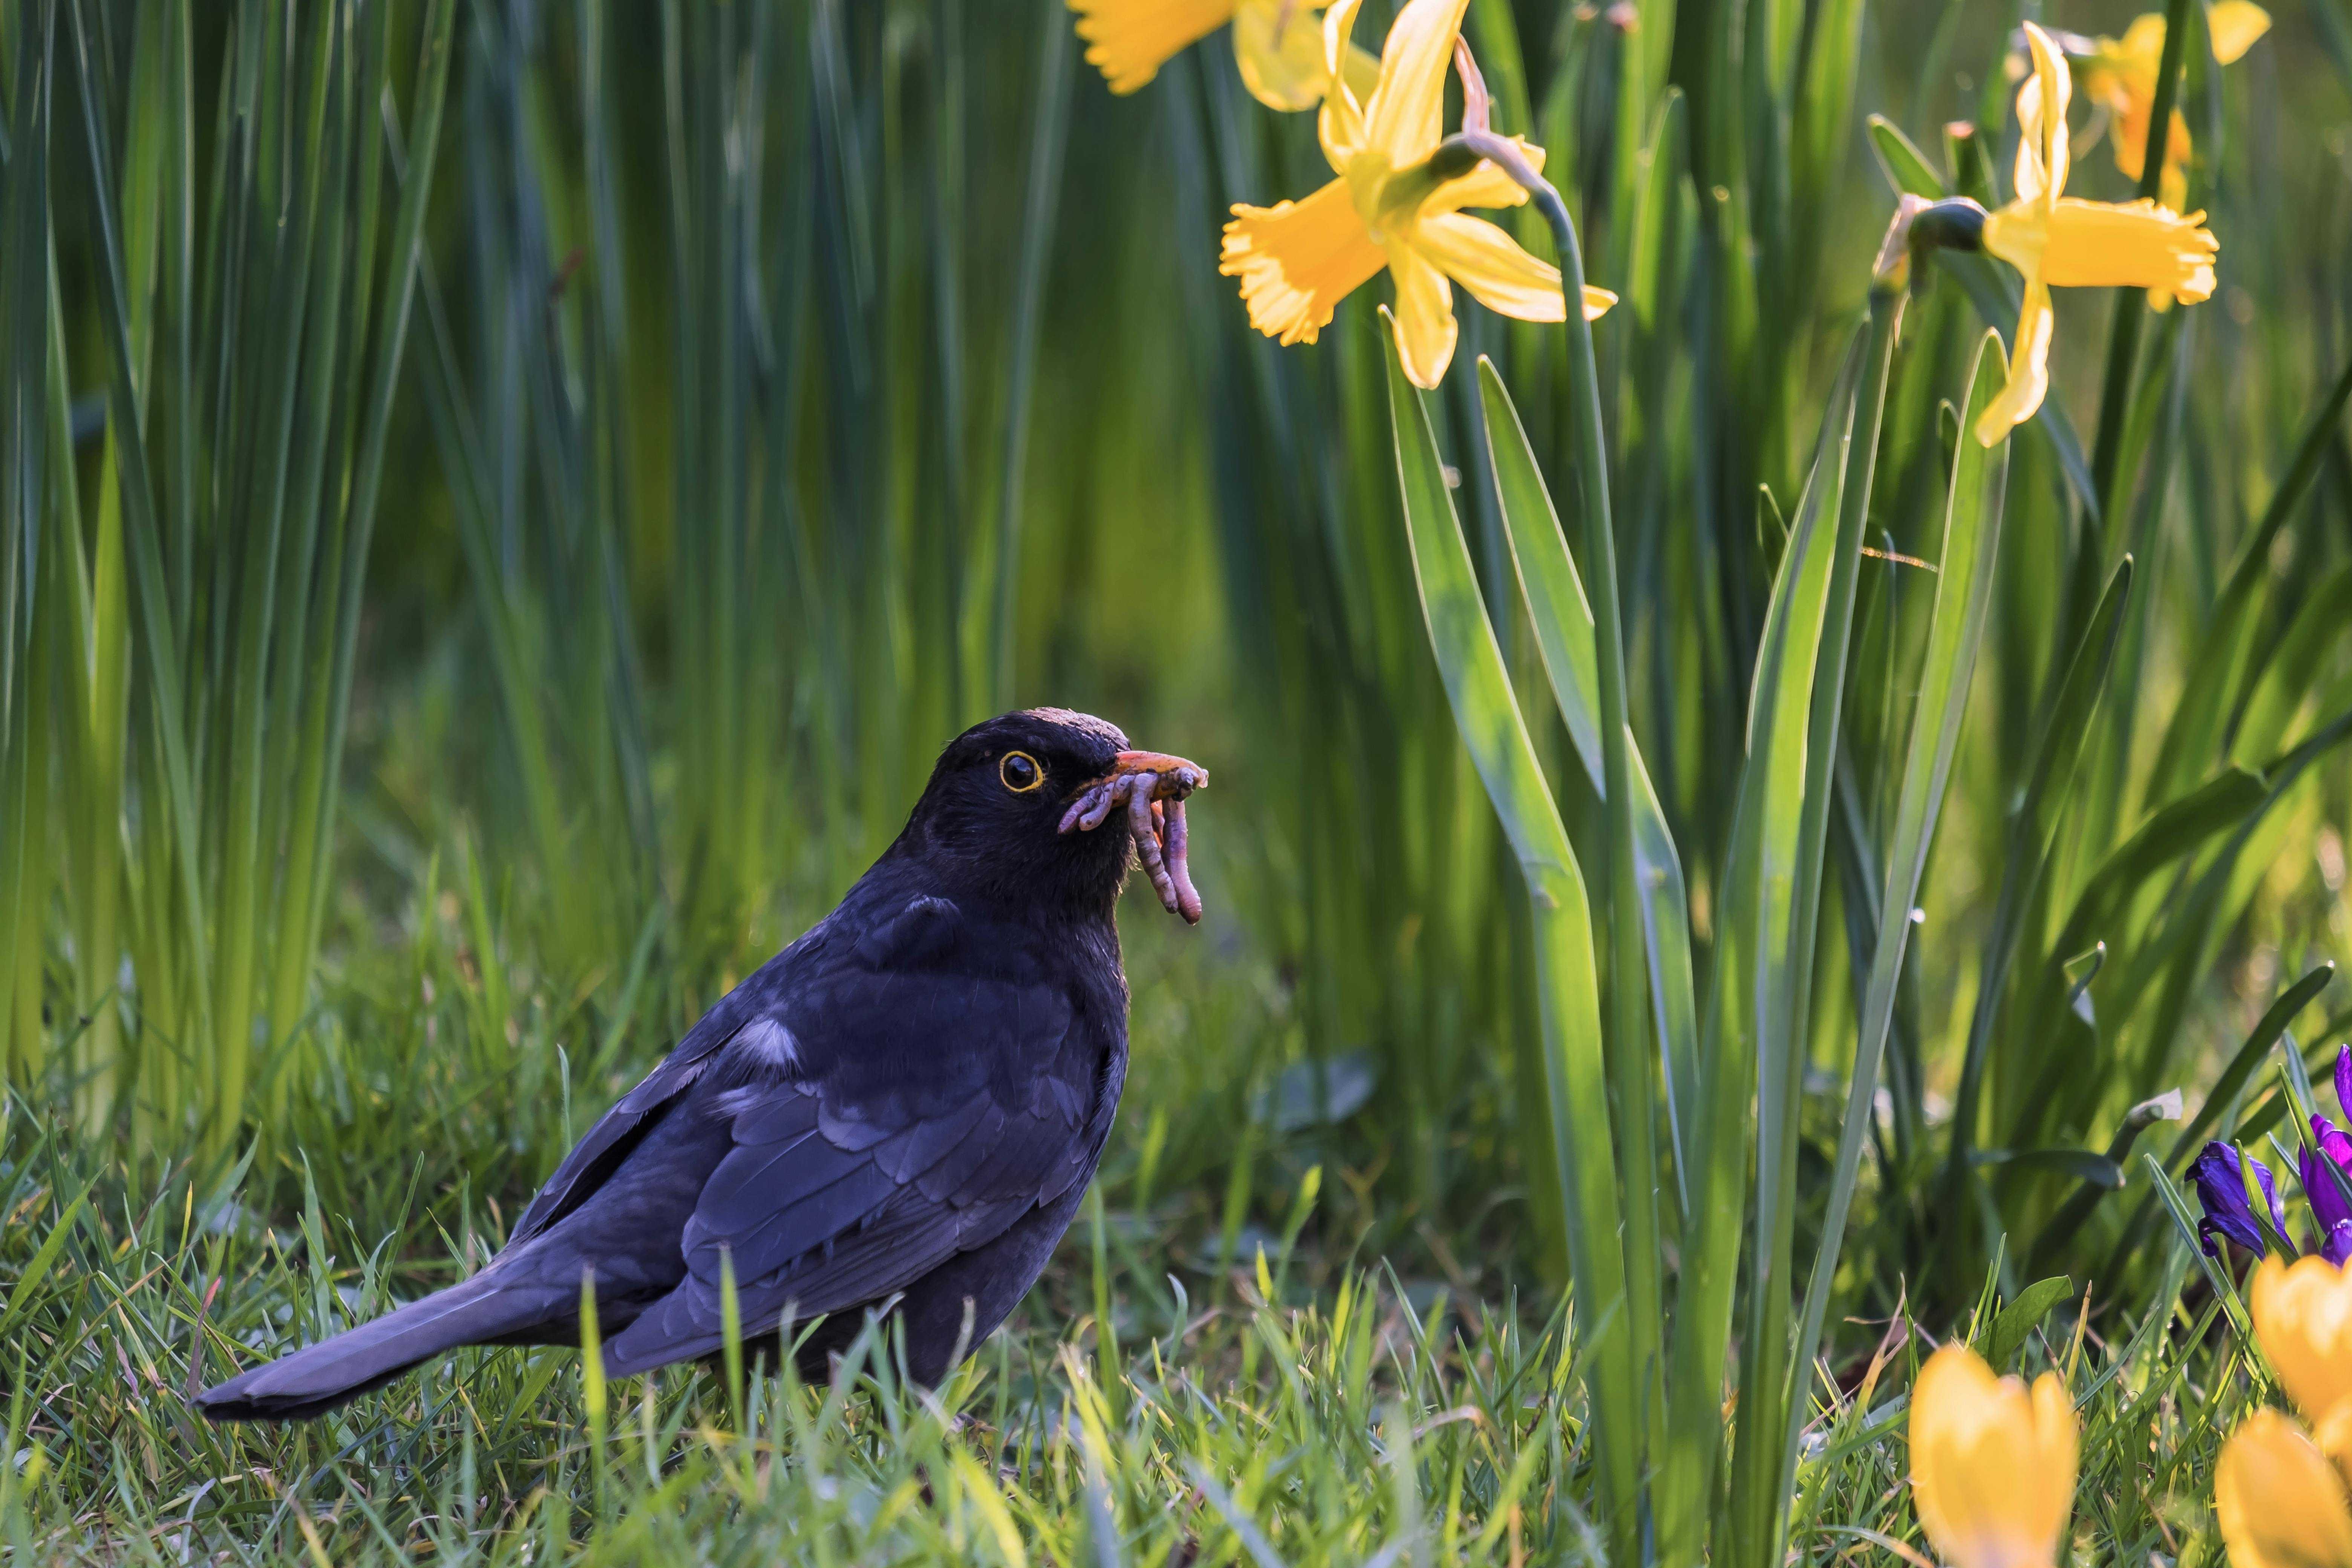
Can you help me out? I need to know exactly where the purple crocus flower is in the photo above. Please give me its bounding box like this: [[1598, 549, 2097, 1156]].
[[2328, 1222, 2352, 1267], [2304, 1137, 2352, 1236], [2192, 1140, 2291, 1258], [2337, 1043, 2352, 1121], [2318, 1109, 2352, 1174]]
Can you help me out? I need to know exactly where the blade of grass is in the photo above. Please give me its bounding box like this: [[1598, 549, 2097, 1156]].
[[1381, 306, 1638, 1555], [1785, 330, 2010, 1484], [1478, 360, 1699, 1222]]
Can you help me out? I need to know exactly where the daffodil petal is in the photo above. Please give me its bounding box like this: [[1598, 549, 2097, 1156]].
[[2216, 1409, 2352, 1568], [1231, 0, 1334, 111], [2252, 1254, 2352, 1426], [1975, 276, 2053, 447], [1410, 214, 1611, 323], [2209, 1, 2272, 66], [1427, 138, 1545, 213], [2038, 197, 2215, 301], [1340, 40, 1380, 103], [1318, 0, 1369, 166], [2015, 23, 2073, 206], [1908, 1345, 2078, 1568], [1365, 0, 1470, 170], [1068, 0, 1236, 95], [1413, 213, 1564, 321], [1220, 178, 1390, 346], [1388, 241, 1457, 388]]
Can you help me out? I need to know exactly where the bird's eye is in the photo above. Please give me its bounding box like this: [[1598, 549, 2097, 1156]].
[[1000, 751, 1044, 793]]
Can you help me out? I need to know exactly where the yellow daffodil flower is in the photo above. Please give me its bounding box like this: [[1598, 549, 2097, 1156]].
[[1907, 1343, 2078, 1568], [1218, 0, 1615, 389], [2216, 1409, 2352, 1568], [2077, 3, 2270, 212], [1973, 23, 2219, 447], [1069, 0, 1379, 111]]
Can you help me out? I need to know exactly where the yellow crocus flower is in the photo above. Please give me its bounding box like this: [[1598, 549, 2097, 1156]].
[[2216, 1409, 2352, 1568], [1907, 1343, 2078, 1568], [1218, 0, 1615, 389], [1973, 23, 2219, 447], [2215, 1257, 2352, 1568], [2253, 1254, 2352, 1437], [2077, 3, 2270, 212], [1068, 0, 1378, 111]]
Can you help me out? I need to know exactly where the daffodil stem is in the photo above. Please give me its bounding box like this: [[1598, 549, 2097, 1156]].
[[1509, 150, 1665, 1556], [2089, 0, 2196, 523]]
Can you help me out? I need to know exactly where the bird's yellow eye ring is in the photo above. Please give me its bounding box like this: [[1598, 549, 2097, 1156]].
[[1000, 751, 1044, 793]]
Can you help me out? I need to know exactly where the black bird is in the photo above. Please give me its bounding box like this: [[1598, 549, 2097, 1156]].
[[196, 709, 1207, 1421]]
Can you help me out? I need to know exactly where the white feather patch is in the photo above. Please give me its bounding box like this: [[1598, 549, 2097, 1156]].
[[735, 1016, 800, 1069]]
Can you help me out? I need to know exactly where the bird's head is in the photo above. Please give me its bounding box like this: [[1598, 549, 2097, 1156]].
[[903, 708, 1209, 924]]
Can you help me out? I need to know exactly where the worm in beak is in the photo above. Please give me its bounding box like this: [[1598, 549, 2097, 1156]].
[[1058, 751, 1208, 923]]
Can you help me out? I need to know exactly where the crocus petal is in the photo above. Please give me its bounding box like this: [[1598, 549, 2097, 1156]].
[[2037, 197, 2215, 302], [1231, 0, 1336, 111], [1220, 177, 1390, 346], [1388, 241, 1458, 389], [1410, 213, 1614, 324], [2193, 1141, 2289, 1257], [2333, 1043, 2350, 1122], [1069, 0, 1236, 95], [1972, 276, 2053, 447], [1364, 0, 1470, 170], [2216, 1409, 2352, 1568], [2309, 1141, 2352, 1236], [2327, 1223, 2352, 1268], [1909, 1345, 2078, 1568], [2209, 1, 2273, 65], [1426, 137, 1545, 213], [2014, 23, 2073, 207], [2319, 1114, 2352, 1175], [2253, 1253, 2352, 1426]]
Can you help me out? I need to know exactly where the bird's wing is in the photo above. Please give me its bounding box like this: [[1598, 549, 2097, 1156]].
[[505, 926, 831, 1248], [600, 898, 1104, 1374]]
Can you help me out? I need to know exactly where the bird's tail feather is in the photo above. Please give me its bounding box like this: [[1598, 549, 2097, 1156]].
[[194, 1270, 571, 1422]]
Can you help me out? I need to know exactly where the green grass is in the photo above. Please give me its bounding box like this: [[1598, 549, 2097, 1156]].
[[14, 0, 2352, 1558]]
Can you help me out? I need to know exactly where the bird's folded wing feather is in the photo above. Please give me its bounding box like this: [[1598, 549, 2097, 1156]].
[[599, 909, 1103, 1371], [504, 914, 856, 1248]]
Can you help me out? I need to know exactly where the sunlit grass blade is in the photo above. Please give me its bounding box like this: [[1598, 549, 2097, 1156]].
[[1944, 556, 2134, 1274], [1786, 329, 2010, 1475], [1658, 328, 1862, 1568], [1477, 359, 1698, 1217], [1734, 282, 1899, 1568], [1381, 306, 1638, 1551]]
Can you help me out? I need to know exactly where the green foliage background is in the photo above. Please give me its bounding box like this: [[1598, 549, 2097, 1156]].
[[7, 0, 2352, 1559]]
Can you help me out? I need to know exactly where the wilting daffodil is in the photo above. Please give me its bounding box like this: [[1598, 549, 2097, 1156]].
[[2214, 1257, 2352, 1568], [1907, 1344, 2079, 1568], [1068, 0, 1378, 111], [1971, 23, 2219, 446], [1219, 0, 1614, 389], [2073, 3, 2271, 212]]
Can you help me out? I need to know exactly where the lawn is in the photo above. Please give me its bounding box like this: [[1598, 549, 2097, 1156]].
[[7, 0, 2352, 1561]]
